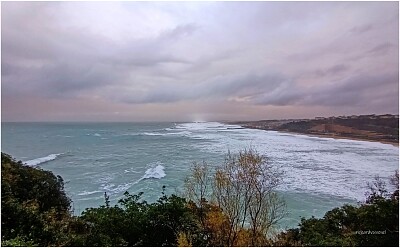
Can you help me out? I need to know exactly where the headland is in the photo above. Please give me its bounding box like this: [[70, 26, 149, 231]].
[[227, 114, 399, 146]]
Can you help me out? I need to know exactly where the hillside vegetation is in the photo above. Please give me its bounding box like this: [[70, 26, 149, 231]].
[[1, 152, 398, 246], [231, 114, 399, 144]]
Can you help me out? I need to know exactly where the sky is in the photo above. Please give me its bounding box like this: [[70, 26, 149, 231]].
[[2, 1, 399, 122]]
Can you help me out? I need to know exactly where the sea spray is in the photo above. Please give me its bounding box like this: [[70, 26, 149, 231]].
[[142, 162, 166, 179]]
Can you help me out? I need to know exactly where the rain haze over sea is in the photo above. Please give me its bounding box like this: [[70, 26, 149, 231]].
[[2, 121, 398, 228]]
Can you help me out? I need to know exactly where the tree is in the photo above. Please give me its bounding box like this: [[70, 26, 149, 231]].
[[184, 161, 212, 230], [185, 148, 286, 246]]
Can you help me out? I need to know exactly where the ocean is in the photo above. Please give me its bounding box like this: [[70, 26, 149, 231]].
[[2, 122, 399, 229]]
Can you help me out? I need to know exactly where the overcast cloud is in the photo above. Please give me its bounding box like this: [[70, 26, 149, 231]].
[[2, 1, 399, 121]]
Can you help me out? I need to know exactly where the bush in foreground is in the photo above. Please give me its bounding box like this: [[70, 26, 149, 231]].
[[273, 172, 399, 247], [1, 153, 71, 246], [79, 190, 199, 246]]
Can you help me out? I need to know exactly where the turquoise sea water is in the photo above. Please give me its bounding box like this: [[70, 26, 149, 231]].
[[2, 122, 399, 228]]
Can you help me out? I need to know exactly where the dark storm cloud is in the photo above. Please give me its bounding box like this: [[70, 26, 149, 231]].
[[2, 4, 198, 99], [2, 1, 399, 121], [305, 74, 398, 106], [108, 24, 198, 67], [2, 60, 126, 98], [118, 72, 288, 104], [254, 73, 399, 110]]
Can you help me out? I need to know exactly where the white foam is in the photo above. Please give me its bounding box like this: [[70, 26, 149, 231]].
[[100, 180, 141, 195], [77, 190, 102, 196], [175, 122, 242, 131], [142, 162, 166, 179], [96, 163, 166, 195], [124, 168, 140, 174], [166, 131, 192, 136], [141, 131, 191, 137], [102, 183, 116, 192], [24, 153, 62, 166], [94, 133, 101, 137], [168, 122, 399, 201], [142, 132, 165, 136]]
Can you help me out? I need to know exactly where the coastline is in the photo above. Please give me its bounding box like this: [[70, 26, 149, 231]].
[[240, 126, 399, 147], [279, 130, 399, 147]]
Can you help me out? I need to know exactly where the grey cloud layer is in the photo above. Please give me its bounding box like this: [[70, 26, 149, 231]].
[[254, 74, 399, 108], [2, 1, 399, 121]]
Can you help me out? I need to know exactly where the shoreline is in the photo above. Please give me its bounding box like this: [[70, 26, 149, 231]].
[[279, 130, 399, 147], [240, 126, 399, 147]]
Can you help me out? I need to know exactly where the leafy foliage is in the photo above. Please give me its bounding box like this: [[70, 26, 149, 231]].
[[79, 190, 200, 246], [273, 172, 399, 247], [1, 153, 72, 246], [1, 236, 38, 247]]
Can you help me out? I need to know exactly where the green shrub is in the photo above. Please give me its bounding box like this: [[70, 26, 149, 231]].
[[1, 153, 72, 246], [80, 191, 200, 246]]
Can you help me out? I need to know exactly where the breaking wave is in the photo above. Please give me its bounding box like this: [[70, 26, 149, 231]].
[[77, 190, 102, 196], [141, 162, 166, 179], [98, 162, 167, 195], [24, 153, 62, 166], [140, 131, 191, 137]]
